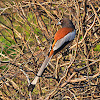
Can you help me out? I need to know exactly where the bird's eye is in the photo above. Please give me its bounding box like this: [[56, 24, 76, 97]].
[[60, 20, 63, 23]]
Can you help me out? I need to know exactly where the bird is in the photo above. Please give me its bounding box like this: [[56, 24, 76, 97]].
[[28, 18, 76, 92]]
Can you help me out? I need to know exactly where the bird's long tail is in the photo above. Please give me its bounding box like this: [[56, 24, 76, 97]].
[[28, 55, 52, 91]]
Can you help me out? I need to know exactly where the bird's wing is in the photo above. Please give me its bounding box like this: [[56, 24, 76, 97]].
[[48, 29, 76, 57], [53, 29, 76, 51], [54, 28, 74, 40]]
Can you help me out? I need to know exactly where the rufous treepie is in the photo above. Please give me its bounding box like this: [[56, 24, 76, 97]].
[[28, 18, 76, 91]]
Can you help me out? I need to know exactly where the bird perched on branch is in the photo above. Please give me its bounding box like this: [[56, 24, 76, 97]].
[[28, 18, 76, 92]]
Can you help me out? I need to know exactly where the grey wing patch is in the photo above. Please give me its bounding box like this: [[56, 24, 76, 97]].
[[68, 29, 76, 41], [53, 30, 76, 51]]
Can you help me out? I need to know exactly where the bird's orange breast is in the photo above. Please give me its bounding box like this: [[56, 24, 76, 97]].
[[54, 28, 74, 40]]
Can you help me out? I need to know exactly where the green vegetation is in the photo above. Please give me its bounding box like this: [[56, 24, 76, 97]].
[[94, 44, 100, 51]]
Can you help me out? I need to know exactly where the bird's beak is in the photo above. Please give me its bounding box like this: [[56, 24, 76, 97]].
[[57, 21, 61, 25]]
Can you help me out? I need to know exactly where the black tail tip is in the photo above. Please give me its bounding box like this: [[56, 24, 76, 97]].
[[28, 84, 35, 92]]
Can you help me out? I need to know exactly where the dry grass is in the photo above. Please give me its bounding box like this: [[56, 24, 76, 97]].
[[0, 0, 100, 100]]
